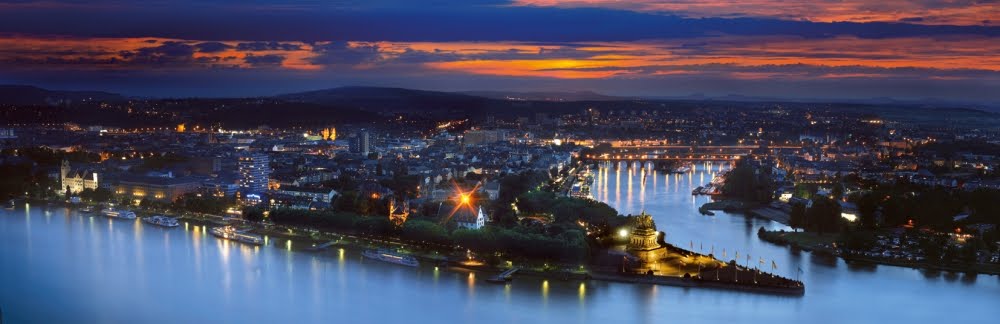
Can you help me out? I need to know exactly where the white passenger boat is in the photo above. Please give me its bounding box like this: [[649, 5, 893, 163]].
[[101, 208, 137, 219], [210, 226, 264, 245], [362, 249, 419, 267], [143, 215, 179, 227]]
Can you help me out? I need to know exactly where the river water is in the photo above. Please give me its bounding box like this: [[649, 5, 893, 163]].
[[1, 162, 998, 323]]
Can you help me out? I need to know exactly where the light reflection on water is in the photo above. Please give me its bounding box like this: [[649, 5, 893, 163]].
[[0, 178, 999, 323], [590, 161, 1000, 321]]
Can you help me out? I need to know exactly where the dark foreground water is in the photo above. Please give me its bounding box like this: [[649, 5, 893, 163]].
[[1, 162, 998, 323]]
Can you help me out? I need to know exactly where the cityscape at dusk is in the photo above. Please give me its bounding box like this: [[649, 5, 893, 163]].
[[1, 1, 999, 323]]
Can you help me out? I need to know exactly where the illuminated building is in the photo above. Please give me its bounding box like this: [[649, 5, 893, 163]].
[[388, 199, 410, 226], [437, 194, 487, 229], [321, 127, 336, 141], [350, 130, 370, 155], [113, 175, 201, 202], [0, 128, 15, 139], [238, 152, 270, 195], [271, 186, 337, 203], [59, 160, 99, 195]]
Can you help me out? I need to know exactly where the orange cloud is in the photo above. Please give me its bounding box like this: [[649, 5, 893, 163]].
[[0, 35, 322, 70], [417, 36, 1000, 79], [1, 34, 998, 82], [512, 0, 999, 26]]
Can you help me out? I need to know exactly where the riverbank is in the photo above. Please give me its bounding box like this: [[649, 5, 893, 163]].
[[699, 200, 752, 212], [758, 229, 1000, 276], [591, 269, 805, 296], [757, 230, 838, 254], [700, 199, 791, 225], [35, 198, 808, 295], [747, 207, 790, 225], [841, 253, 1000, 276]]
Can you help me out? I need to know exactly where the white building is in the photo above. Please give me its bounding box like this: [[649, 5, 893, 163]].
[[438, 201, 487, 230], [60, 160, 99, 195]]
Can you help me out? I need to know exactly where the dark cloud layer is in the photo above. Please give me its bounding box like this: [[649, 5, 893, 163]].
[[244, 53, 285, 66], [195, 41, 231, 53], [0, 3, 996, 42], [0, 0, 996, 103]]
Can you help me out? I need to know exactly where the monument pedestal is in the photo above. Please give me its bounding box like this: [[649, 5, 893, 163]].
[[627, 212, 667, 273]]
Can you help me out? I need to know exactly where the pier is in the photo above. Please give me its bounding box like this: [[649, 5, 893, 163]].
[[487, 267, 521, 283], [306, 240, 339, 251]]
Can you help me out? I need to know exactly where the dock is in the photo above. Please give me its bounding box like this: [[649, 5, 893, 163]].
[[305, 240, 339, 251], [486, 267, 521, 283]]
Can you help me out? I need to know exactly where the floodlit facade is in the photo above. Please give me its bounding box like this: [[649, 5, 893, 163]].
[[238, 152, 270, 195]]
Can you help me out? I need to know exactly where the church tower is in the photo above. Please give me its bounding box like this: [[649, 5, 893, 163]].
[[59, 160, 71, 196]]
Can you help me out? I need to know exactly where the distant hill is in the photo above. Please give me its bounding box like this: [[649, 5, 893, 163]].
[[459, 90, 629, 102], [0, 85, 125, 106], [647, 93, 1000, 112], [276, 86, 492, 113]]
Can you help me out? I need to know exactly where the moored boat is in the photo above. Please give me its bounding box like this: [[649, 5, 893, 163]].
[[362, 249, 419, 267], [143, 215, 179, 227], [101, 208, 137, 219], [210, 225, 264, 245], [79, 205, 95, 214], [3, 199, 14, 210]]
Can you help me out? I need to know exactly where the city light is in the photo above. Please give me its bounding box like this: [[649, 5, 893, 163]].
[[2, 7, 995, 320]]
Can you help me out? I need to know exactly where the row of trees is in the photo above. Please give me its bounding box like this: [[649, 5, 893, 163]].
[[516, 190, 624, 227], [491, 171, 549, 226], [263, 208, 590, 262], [453, 226, 589, 261], [0, 162, 57, 200], [0, 147, 101, 166], [268, 208, 392, 235], [788, 197, 843, 234], [171, 193, 233, 215], [722, 159, 776, 203]]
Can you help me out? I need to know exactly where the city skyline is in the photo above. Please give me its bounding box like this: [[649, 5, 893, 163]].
[[0, 0, 997, 102], [2, 2, 1000, 323]]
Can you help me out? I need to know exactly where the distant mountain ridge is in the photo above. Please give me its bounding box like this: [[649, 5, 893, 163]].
[[275, 86, 493, 113], [458, 90, 630, 102], [2, 84, 997, 113], [0, 85, 125, 106], [648, 93, 1000, 112]]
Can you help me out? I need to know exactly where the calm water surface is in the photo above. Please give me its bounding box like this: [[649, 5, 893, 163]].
[[1, 161, 998, 323]]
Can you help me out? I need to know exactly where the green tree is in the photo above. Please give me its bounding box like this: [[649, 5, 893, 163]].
[[856, 192, 880, 230], [789, 202, 807, 232], [806, 197, 841, 234], [242, 206, 265, 223], [401, 220, 451, 245], [831, 183, 845, 201]]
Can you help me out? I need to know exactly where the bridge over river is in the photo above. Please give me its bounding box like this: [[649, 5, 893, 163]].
[[581, 144, 801, 162]]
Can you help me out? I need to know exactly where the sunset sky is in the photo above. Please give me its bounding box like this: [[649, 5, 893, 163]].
[[0, 0, 997, 102]]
